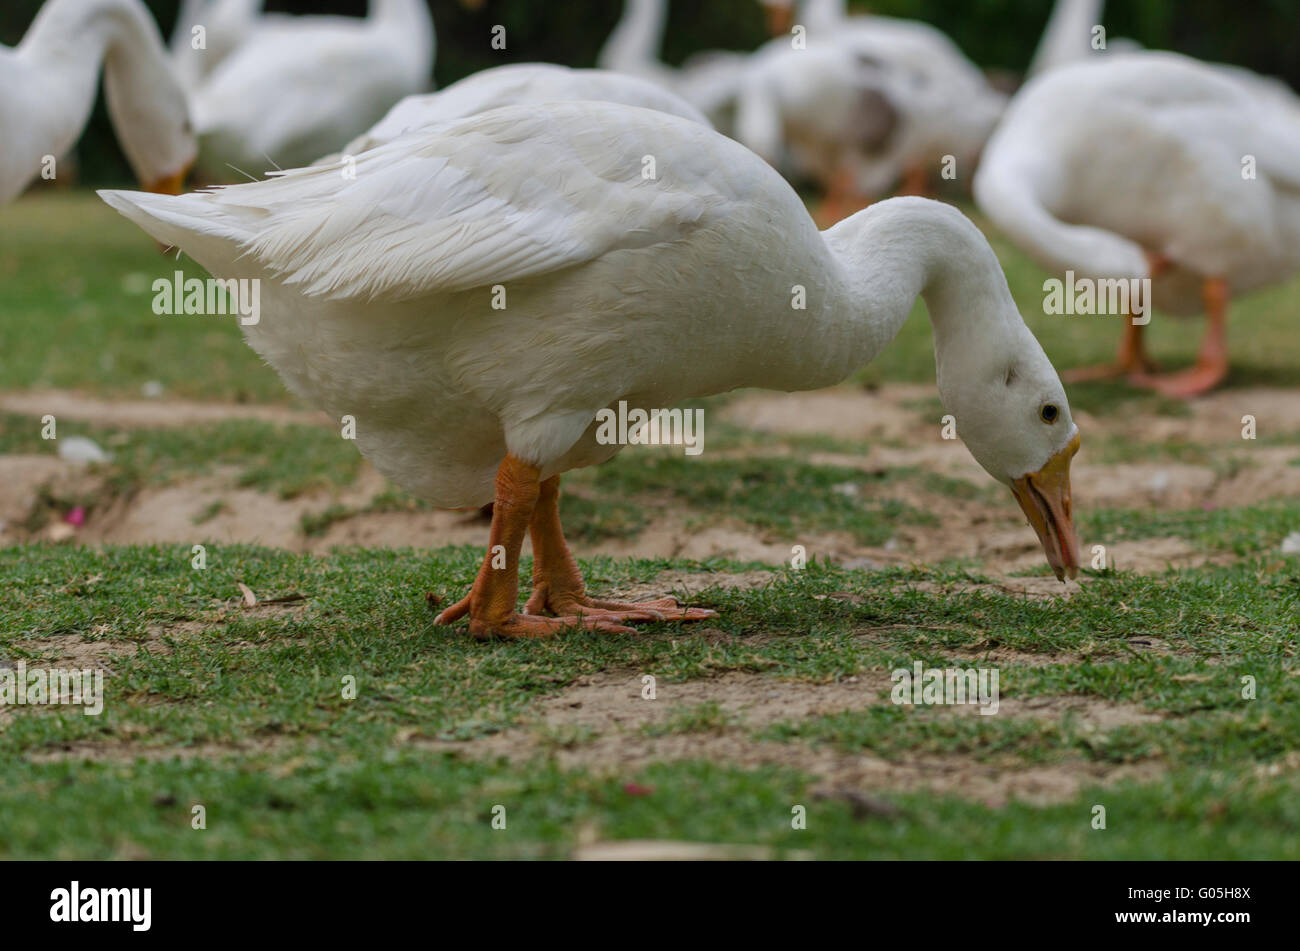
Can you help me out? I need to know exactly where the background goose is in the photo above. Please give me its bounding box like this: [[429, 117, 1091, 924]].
[[189, 0, 434, 177], [100, 101, 1080, 637], [974, 52, 1300, 397], [169, 0, 261, 92], [329, 63, 710, 162], [597, 0, 755, 133], [738, 0, 1005, 214], [0, 0, 196, 205]]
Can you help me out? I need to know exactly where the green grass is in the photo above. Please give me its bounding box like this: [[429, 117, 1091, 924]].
[[1, 545, 1297, 858], [0, 194, 290, 404], [1081, 500, 1300, 557], [3, 192, 1300, 860]]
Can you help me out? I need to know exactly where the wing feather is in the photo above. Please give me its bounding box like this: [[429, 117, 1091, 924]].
[[224, 105, 720, 301]]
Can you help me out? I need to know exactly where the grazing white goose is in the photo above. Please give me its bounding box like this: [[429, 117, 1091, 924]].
[[0, 0, 196, 205], [100, 102, 1081, 638], [740, 0, 1005, 213], [189, 0, 434, 176], [330, 63, 710, 161], [974, 52, 1300, 397]]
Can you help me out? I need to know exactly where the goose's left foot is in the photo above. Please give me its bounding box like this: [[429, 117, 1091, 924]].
[[1129, 277, 1229, 399], [525, 475, 716, 625], [1129, 359, 1228, 399], [1063, 314, 1157, 383], [526, 586, 716, 624]]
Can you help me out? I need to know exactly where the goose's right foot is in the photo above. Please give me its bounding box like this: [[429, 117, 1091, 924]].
[[1063, 314, 1157, 383]]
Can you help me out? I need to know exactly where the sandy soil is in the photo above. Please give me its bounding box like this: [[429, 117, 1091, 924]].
[[3, 384, 1296, 579], [411, 668, 1165, 807]]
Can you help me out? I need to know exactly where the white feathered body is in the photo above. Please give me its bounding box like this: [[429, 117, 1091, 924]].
[[103, 105, 877, 508], [335, 63, 709, 159]]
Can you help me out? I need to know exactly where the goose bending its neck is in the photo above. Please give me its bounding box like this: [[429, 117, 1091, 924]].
[[1, 0, 196, 205], [99, 102, 1080, 639]]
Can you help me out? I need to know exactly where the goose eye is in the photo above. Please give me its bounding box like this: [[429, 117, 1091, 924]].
[[1040, 403, 1060, 424]]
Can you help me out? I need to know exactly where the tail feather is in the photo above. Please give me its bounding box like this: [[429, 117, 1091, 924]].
[[97, 189, 250, 263]]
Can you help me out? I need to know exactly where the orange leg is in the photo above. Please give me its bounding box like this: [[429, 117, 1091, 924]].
[[523, 475, 716, 624], [1062, 316, 1158, 383], [432, 456, 637, 639], [898, 162, 931, 198], [814, 163, 872, 228], [1062, 252, 1166, 384], [1130, 278, 1230, 398]]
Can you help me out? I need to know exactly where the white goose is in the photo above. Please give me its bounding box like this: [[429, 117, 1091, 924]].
[[596, 0, 755, 133], [974, 52, 1300, 397], [100, 102, 1081, 638], [739, 0, 1006, 213], [0, 0, 196, 205], [169, 0, 262, 92], [189, 0, 434, 176], [330, 63, 710, 162], [1027, 0, 1106, 77]]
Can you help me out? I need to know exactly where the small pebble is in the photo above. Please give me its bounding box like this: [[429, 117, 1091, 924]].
[[57, 436, 110, 464]]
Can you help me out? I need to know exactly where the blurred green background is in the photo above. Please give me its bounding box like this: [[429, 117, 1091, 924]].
[[3, 0, 1298, 186]]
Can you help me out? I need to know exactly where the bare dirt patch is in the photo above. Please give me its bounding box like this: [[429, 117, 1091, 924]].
[[720, 384, 936, 443], [4, 383, 1294, 574], [417, 669, 1164, 807], [0, 391, 326, 429], [24, 737, 289, 764]]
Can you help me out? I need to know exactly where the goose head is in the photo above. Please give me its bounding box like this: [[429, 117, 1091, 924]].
[[841, 198, 1082, 580], [938, 323, 1081, 580], [104, 44, 197, 194]]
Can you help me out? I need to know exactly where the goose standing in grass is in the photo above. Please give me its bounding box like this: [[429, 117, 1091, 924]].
[[974, 52, 1300, 397], [100, 102, 1081, 638], [0, 0, 196, 205], [328, 63, 710, 162], [189, 0, 434, 177]]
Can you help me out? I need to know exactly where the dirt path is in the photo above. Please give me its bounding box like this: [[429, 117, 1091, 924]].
[[3, 384, 1296, 574]]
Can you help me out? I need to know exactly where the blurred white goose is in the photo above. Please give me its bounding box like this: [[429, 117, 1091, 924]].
[[741, 0, 1005, 213], [597, 0, 755, 132], [0, 0, 196, 205], [974, 52, 1300, 397], [189, 0, 434, 176], [1028, 0, 1102, 76], [330, 63, 710, 161], [100, 101, 1081, 638], [169, 0, 262, 92]]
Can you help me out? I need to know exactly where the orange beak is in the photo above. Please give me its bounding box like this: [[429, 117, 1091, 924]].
[[1010, 432, 1081, 582], [143, 160, 192, 196], [764, 2, 795, 35]]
